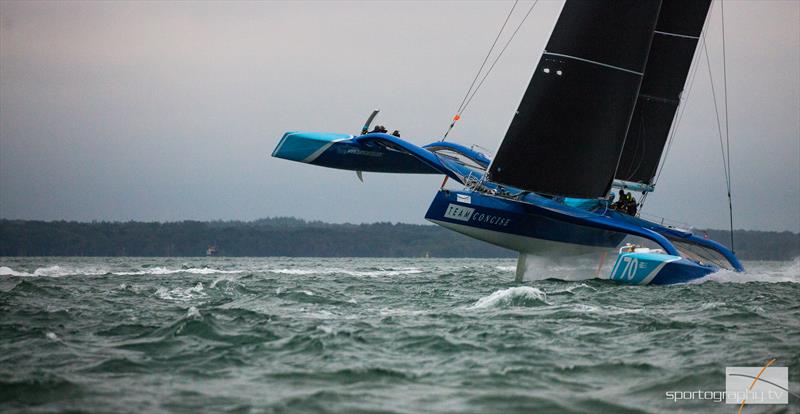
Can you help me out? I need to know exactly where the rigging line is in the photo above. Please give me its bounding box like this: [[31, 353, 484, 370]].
[[653, 30, 707, 186], [456, 0, 518, 115], [702, 0, 736, 252], [721, 0, 735, 253], [442, 0, 518, 141], [460, 0, 541, 117], [702, 30, 730, 189]]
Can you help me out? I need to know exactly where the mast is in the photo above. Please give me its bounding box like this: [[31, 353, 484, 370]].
[[488, 0, 662, 199]]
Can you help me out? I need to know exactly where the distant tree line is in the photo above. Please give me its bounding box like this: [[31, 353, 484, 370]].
[[0, 218, 797, 260]]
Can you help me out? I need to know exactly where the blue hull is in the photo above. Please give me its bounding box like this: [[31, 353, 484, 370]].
[[425, 189, 737, 285], [425, 189, 625, 255], [609, 251, 717, 285]]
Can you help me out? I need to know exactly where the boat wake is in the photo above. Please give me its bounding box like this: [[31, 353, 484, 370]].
[[689, 257, 800, 284]]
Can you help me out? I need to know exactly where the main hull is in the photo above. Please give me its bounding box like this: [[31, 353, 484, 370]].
[[425, 189, 729, 285], [425, 189, 626, 254]]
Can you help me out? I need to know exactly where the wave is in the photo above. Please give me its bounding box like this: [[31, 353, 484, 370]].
[[469, 286, 549, 309], [494, 266, 516, 272], [154, 282, 206, 301], [186, 306, 202, 319], [0, 265, 108, 277], [0, 265, 244, 277], [114, 267, 244, 276], [568, 303, 643, 315], [547, 283, 598, 295], [268, 267, 423, 277], [0, 266, 28, 276]]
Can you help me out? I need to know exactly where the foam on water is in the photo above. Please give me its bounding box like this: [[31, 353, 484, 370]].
[[268, 267, 423, 277], [0, 265, 108, 277], [186, 306, 202, 319], [0, 265, 242, 277], [494, 265, 516, 272], [115, 267, 244, 276], [0, 266, 27, 276], [155, 282, 206, 301]]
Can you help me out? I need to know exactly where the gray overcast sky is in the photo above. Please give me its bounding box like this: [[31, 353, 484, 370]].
[[1, 0, 798, 231]]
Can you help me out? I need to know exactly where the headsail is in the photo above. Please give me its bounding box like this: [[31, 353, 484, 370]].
[[615, 0, 713, 185], [488, 0, 662, 199]]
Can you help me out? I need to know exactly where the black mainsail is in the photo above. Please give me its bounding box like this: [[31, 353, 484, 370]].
[[488, 0, 662, 199], [615, 0, 712, 185]]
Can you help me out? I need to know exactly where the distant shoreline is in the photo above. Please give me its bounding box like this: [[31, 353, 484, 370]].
[[1, 218, 798, 260]]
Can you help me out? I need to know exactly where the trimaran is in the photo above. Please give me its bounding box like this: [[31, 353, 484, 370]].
[[272, 0, 744, 285]]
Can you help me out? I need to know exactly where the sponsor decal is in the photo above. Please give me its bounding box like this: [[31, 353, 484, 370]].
[[470, 212, 511, 227], [338, 148, 383, 157], [443, 204, 511, 227], [456, 194, 471, 204], [444, 204, 474, 222]]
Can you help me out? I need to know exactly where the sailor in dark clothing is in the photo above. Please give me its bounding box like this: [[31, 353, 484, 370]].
[[612, 189, 627, 211], [369, 125, 388, 133], [611, 188, 638, 215], [391, 130, 401, 137], [626, 198, 638, 216]]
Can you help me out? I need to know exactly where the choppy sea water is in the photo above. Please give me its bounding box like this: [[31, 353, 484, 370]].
[[1, 257, 798, 413]]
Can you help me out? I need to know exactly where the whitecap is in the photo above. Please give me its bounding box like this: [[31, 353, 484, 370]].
[[0, 266, 30, 276], [569, 303, 642, 315], [115, 267, 243, 276], [186, 306, 202, 319], [469, 286, 549, 309], [209, 274, 242, 289], [1, 265, 109, 277], [154, 282, 206, 301], [699, 301, 726, 310], [268, 267, 423, 277], [547, 283, 598, 295], [45, 332, 59, 341]]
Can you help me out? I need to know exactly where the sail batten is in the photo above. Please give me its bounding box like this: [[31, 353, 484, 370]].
[[488, 0, 662, 198], [543, 52, 645, 76], [653, 30, 700, 40]]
